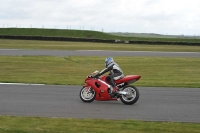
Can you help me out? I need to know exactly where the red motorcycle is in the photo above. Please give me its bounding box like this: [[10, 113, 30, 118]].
[[80, 71, 141, 105]]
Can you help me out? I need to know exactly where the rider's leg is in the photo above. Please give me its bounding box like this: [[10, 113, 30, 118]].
[[110, 73, 123, 93], [106, 75, 114, 93]]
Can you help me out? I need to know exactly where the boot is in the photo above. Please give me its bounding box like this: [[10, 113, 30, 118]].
[[108, 86, 118, 94], [112, 86, 118, 93], [110, 86, 119, 98]]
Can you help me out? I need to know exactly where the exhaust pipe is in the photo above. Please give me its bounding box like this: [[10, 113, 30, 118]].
[[117, 91, 128, 95]]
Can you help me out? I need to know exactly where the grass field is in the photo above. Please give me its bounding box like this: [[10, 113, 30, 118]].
[[1, 28, 200, 42], [1, 39, 200, 52], [0, 116, 200, 133], [110, 32, 200, 39], [0, 56, 199, 88]]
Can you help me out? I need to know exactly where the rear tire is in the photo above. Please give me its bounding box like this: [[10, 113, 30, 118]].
[[120, 85, 139, 105], [80, 86, 96, 103]]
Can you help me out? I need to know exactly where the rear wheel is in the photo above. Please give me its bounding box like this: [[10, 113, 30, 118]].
[[120, 85, 139, 105], [80, 86, 96, 103]]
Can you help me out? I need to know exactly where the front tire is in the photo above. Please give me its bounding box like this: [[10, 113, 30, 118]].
[[120, 85, 139, 105], [80, 86, 96, 103]]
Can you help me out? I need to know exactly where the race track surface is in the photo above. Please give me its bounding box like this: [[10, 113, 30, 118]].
[[1, 49, 200, 122], [0, 49, 200, 57], [0, 84, 200, 123]]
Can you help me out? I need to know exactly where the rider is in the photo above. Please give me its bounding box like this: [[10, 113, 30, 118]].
[[95, 57, 124, 94]]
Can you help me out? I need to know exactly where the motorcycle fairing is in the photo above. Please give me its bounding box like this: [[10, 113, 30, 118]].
[[86, 79, 117, 101]]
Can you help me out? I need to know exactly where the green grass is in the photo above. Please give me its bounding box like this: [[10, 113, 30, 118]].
[[1, 39, 200, 52], [0, 116, 200, 133], [0, 56, 199, 88], [110, 32, 200, 39], [1, 28, 200, 42], [0, 28, 118, 40]]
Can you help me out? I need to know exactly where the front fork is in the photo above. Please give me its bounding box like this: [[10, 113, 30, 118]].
[[85, 85, 91, 93]]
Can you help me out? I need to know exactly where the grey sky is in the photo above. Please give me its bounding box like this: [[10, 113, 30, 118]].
[[0, 0, 200, 35]]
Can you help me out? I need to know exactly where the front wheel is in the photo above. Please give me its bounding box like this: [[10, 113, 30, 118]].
[[120, 85, 139, 105], [80, 86, 96, 103]]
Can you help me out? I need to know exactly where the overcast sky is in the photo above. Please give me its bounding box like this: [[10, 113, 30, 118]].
[[0, 0, 200, 35]]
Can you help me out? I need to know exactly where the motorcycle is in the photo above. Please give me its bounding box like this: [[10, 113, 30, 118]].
[[80, 70, 141, 105]]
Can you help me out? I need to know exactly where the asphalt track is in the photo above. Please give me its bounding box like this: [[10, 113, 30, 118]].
[[0, 84, 200, 123], [0, 49, 200, 122], [0, 49, 200, 57]]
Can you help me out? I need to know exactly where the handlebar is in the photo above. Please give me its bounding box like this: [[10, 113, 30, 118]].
[[88, 75, 99, 79]]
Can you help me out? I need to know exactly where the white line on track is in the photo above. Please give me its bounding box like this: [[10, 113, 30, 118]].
[[0, 49, 20, 50], [0, 83, 45, 85]]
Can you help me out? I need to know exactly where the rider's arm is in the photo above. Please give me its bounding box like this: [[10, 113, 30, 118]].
[[98, 64, 114, 76], [98, 68, 109, 76]]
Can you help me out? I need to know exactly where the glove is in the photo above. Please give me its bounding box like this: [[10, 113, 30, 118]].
[[94, 73, 100, 78]]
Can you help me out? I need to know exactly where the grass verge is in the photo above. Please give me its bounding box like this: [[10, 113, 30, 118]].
[[0, 116, 200, 133], [0, 39, 200, 52], [0, 56, 199, 88]]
